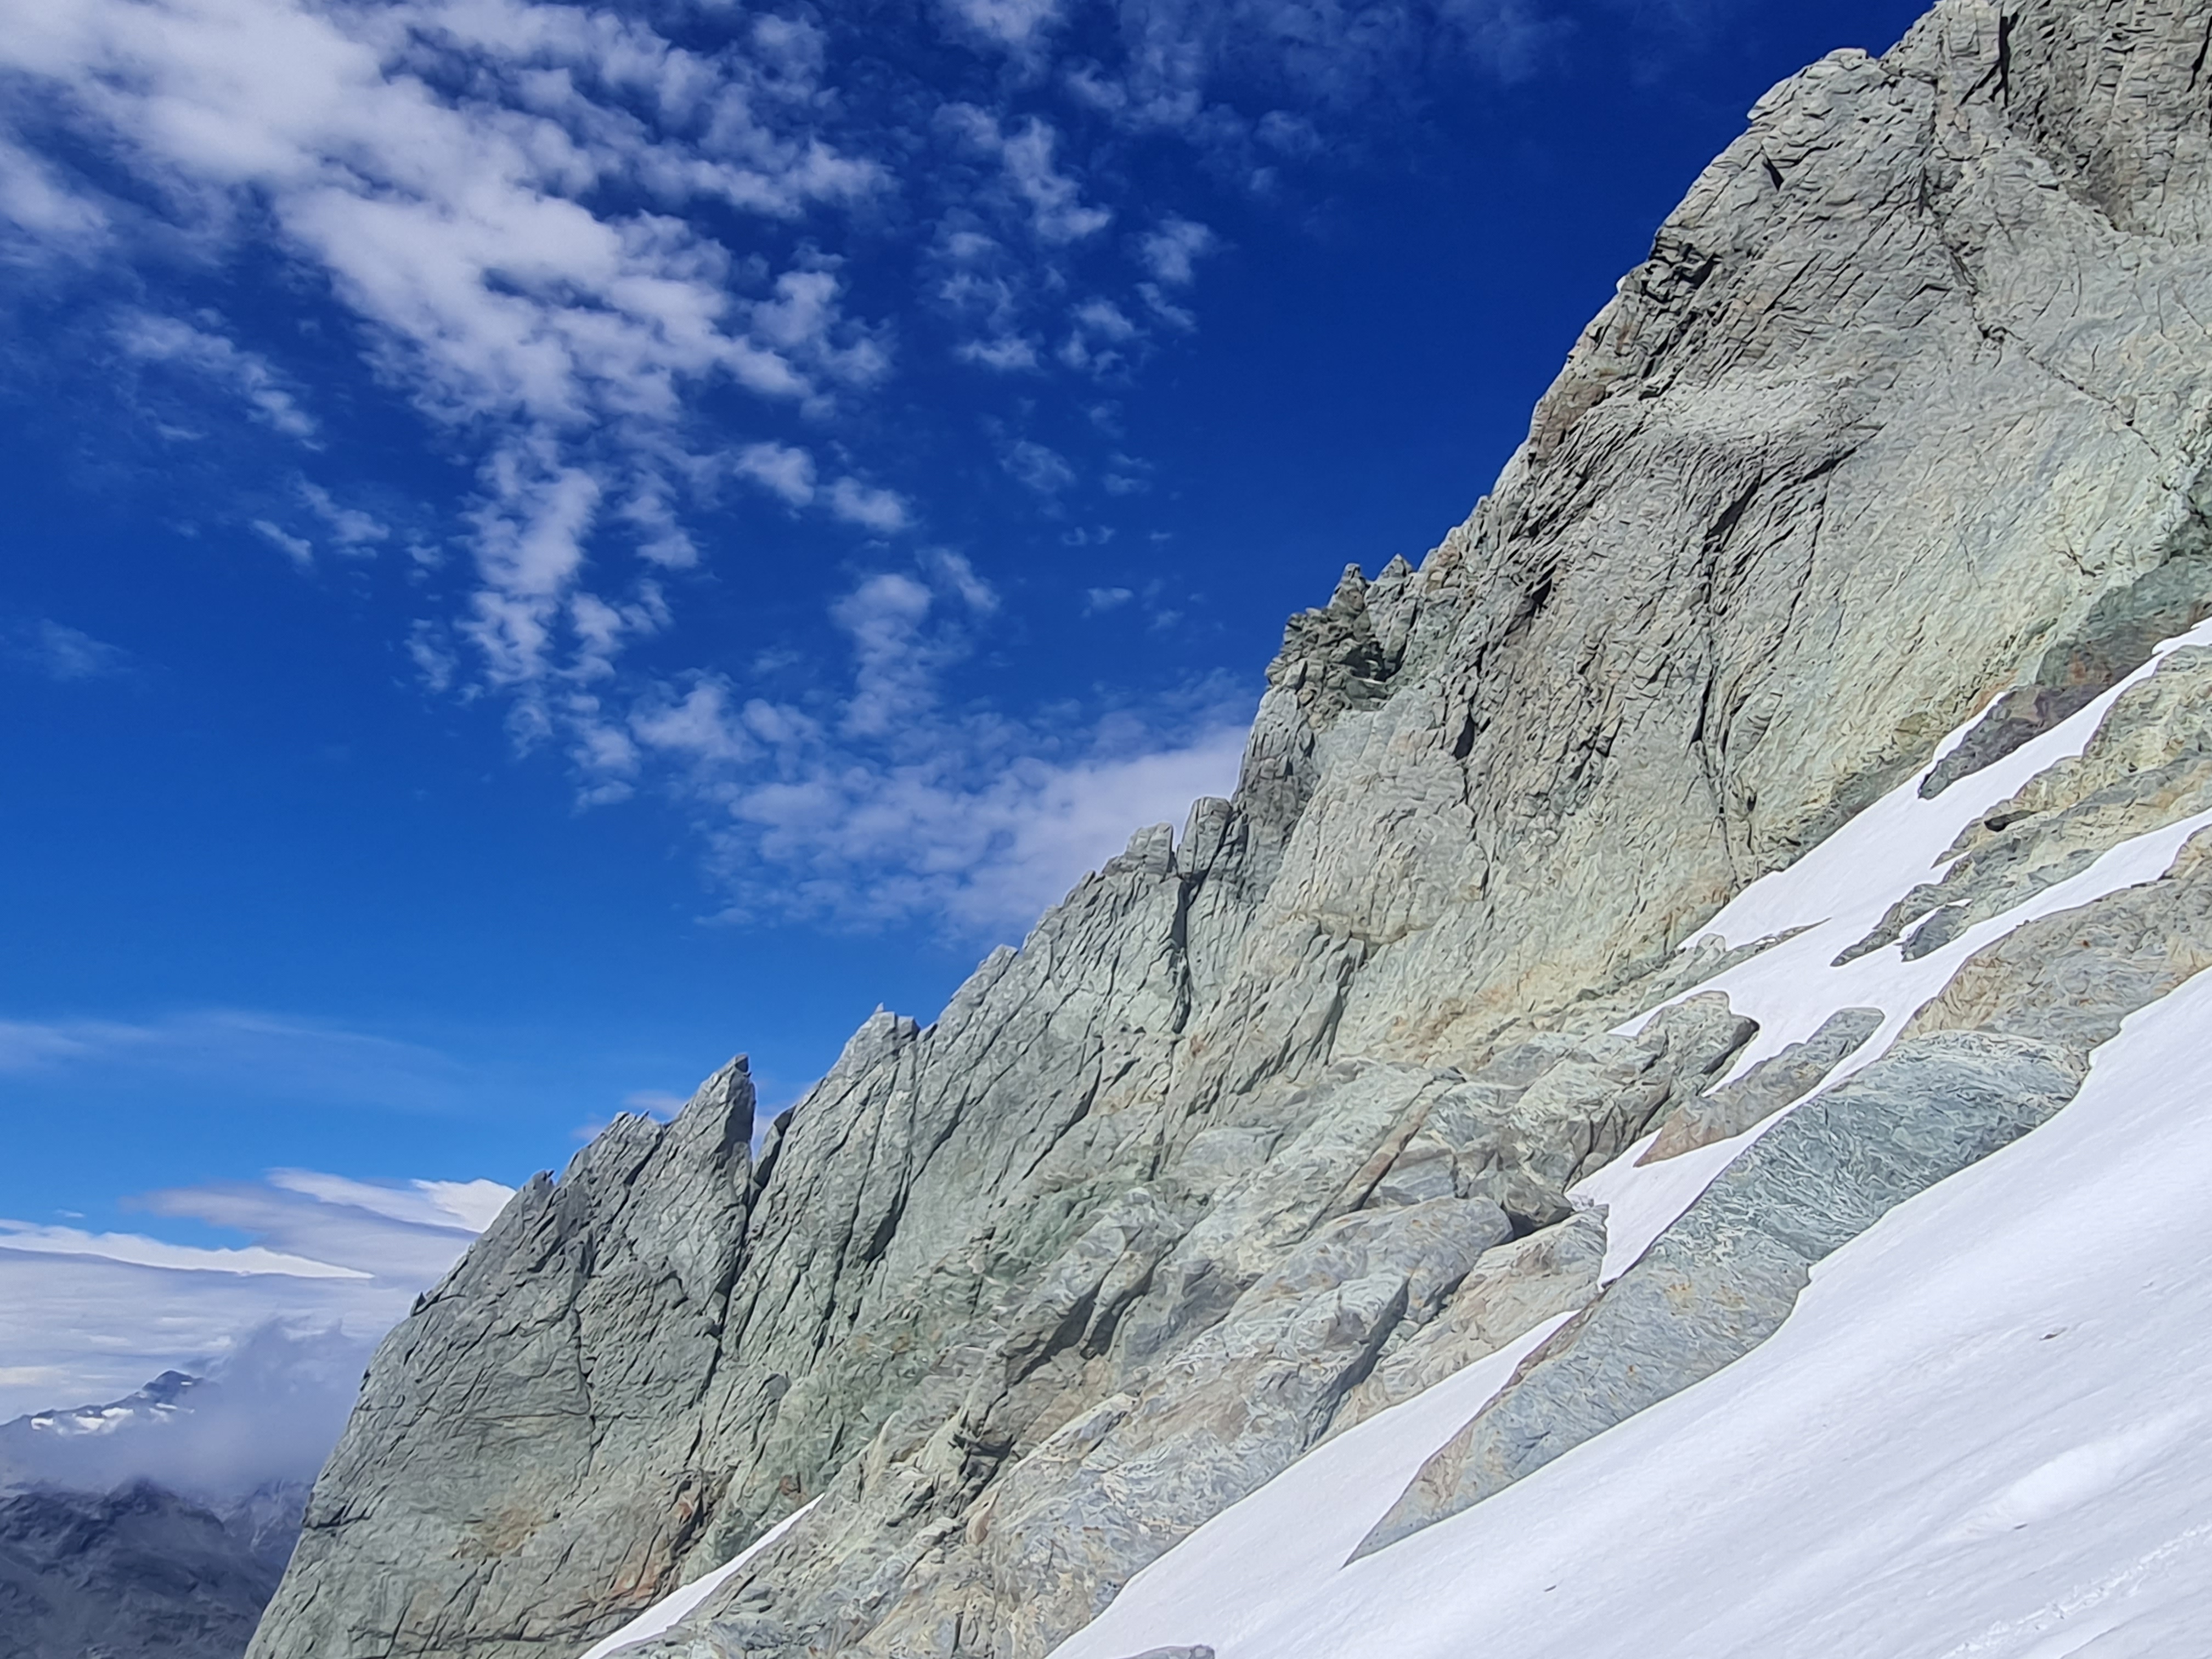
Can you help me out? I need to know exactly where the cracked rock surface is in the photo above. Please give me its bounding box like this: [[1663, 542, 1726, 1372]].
[[247, 5, 2212, 1657]]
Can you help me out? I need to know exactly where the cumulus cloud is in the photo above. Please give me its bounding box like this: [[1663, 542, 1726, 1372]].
[[1003, 437, 1077, 496], [1138, 216, 1216, 285], [827, 478, 913, 534], [734, 441, 819, 507], [944, 106, 1113, 245], [939, 0, 1068, 52], [956, 334, 1042, 371]]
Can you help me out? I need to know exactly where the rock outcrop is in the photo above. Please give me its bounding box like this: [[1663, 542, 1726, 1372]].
[[1356, 1029, 2087, 1556], [246, 5, 2212, 1658]]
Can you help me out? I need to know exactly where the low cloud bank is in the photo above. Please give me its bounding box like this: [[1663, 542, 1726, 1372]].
[[0, 1167, 512, 1492], [0, 1321, 380, 1500]]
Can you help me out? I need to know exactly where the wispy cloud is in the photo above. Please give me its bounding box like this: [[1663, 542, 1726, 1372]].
[[628, 556, 1249, 932], [0, 1166, 511, 1430], [0, 1008, 483, 1117], [0, 0, 1540, 935], [252, 518, 315, 568], [2, 619, 133, 682], [116, 312, 319, 442], [300, 482, 391, 550]]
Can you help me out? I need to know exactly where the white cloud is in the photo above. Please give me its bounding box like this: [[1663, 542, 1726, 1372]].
[[939, 0, 1067, 51], [0, 136, 107, 248], [252, 518, 316, 568], [925, 548, 999, 613], [117, 312, 318, 441], [1003, 437, 1077, 495], [2, 619, 133, 682], [630, 558, 1253, 935], [3, 0, 897, 720], [0, 1166, 510, 1429], [300, 482, 390, 548], [1085, 585, 1135, 613], [265, 1169, 512, 1233], [0, 1321, 384, 1500], [956, 335, 1041, 371], [0, 1222, 370, 1280], [0, 1007, 484, 1115], [0, 0, 1540, 939], [1138, 216, 1216, 284], [1059, 297, 1148, 374], [732, 443, 907, 533], [734, 440, 819, 507], [831, 571, 940, 737], [631, 679, 758, 763], [1073, 298, 1139, 340], [827, 477, 912, 534], [945, 106, 1112, 245], [721, 709, 1251, 934]]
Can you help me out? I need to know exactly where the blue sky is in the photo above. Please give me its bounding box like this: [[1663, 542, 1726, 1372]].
[[0, 0, 1925, 1419]]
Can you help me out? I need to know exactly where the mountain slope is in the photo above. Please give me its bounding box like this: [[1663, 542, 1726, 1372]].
[[245, 3, 2212, 1657], [0, 1481, 289, 1659]]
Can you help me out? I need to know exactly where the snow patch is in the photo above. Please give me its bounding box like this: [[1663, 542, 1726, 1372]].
[[1051, 1315, 1573, 1659], [579, 1498, 821, 1659]]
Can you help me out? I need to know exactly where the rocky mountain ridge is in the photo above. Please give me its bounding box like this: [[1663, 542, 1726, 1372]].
[[246, 3, 2212, 1657]]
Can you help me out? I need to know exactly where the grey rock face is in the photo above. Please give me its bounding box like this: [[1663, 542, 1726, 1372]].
[[939, 1197, 1514, 1658], [1329, 1209, 1607, 1435], [249, 5, 2212, 1657], [1641, 1007, 1883, 1163], [259, 1062, 756, 1657], [1920, 476, 2212, 799], [1355, 1030, 2087, 1558]]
